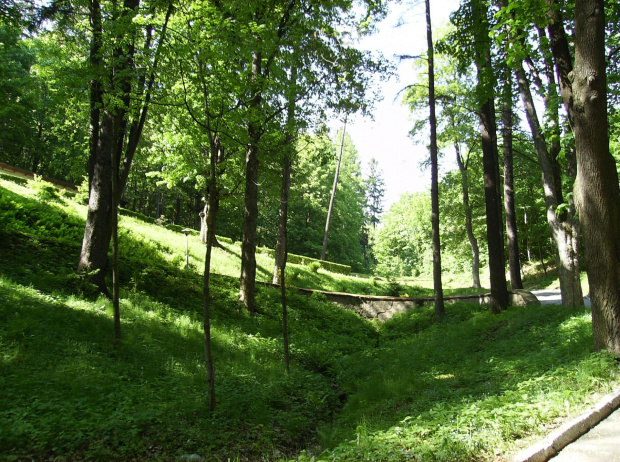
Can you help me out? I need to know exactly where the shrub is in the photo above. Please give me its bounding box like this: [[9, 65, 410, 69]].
[[28, 175, 61, 202]]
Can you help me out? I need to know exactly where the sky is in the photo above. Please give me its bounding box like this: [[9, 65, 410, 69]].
[[337, 0, 460, 209]]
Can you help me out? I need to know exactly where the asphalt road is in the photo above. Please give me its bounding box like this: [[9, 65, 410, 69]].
[[530, 289, 591, 308], [550, 406, 620, 461]]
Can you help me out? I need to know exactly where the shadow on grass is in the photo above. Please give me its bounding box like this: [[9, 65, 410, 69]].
[[0, 277, 349, 460]]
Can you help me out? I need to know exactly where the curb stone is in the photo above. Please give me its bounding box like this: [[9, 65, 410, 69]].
[[511, 387, 620, 462]]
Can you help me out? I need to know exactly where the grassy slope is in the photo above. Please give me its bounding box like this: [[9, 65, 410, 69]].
[[1, 177, 619, 461]]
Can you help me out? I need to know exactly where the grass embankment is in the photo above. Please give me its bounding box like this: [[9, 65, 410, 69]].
[[1, 177, 619, 461]]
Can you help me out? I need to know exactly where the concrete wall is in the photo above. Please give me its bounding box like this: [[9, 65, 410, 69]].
[[295, 287, 540, 322]]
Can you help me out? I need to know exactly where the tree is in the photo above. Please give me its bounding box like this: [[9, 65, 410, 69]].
[[438, 161, 488, 278], [0, 23, 37, 165], [500, 70, 524, 290], [372, 192, 433, 277], [232, 0, 385, 313], [468, 0, 509, 312], [365, 158, 385, 229], [561, 0, 620, 353], [424, 0, 445, 318], [162, 0, 265, 408], [495, 0, 582, 306], [63, 0, 174, 295], [287, 133, 368, 271], [454, 142, 483, 288], [406, 40, 483, 288], [272, 65, 298, 286], [362, 157, 385, 268]]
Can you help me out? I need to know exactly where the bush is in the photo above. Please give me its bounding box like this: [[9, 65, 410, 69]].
[[28, 175, 61, 202]]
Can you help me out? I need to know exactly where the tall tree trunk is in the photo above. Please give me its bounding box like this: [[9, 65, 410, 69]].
[[479, 93, 508, 313], [425, 0, 445, 319], [473, 0, 508, 313], [111, 115, 121, 346], [202, 146, 219, 411], [275, 148, 291, 372], [321, 117, 347, 261], [273, 155, 292, 284], [87, 0, 102, 194], [78, 109, 115, 295], [273, 64, 297, 285], [455, 145, 481, 289], [239, 50, 262, 314], [239, 139, 260, 315], [571, 0, 620, 353], [78, 0, 110, 294], [514, 64, 583, 306], [502, 73, 523, 290]]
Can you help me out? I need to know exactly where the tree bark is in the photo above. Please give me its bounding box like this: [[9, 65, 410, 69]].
[[200, 200, 222, 248], [78, 109, 114, 296], [273, 155, 292, 283], [479, 93, 509, 313], [455, 144, 481, 289], [239, 50, 262, 315], [203, 149, 219, 411], [425, 0, 445, 319], [87, 0, 102, 194], [473, 0, 508, 313], [539, 22, 584, 308], [239, 142, 259, 314], [502, 74, 523, 290], [571, 0, 620, 353], [273, 64, 297, 285]]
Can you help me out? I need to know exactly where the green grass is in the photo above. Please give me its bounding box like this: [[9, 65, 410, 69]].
[[310, 303, 617, 461], [1, 176, 619, 461]]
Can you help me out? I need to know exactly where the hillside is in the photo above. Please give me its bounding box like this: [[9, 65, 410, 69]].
[[1, 176, 619, 461]]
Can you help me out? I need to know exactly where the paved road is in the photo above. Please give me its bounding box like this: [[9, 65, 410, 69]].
[[515, 290, 618, 462], [550, 406, 620, 461], [530, 289, 591, 308]]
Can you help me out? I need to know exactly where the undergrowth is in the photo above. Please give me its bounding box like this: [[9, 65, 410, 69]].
[[0, 178, 619, 461]]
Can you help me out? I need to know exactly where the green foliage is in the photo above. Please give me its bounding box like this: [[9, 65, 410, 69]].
[[74, 177, 89, 205], [372, 192, 433, 278], [365, 157, 385, 229], [0, 22, 36, 162], [287, 134, 368, 273]]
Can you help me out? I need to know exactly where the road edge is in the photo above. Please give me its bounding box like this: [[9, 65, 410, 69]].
[[511, 386, 620, 462]]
